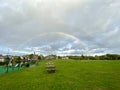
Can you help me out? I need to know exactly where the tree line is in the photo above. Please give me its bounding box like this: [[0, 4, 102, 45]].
[[68, 54, 120, 60]]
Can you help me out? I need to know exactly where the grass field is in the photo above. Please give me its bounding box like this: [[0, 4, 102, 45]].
[[0, 60, 120, 90]]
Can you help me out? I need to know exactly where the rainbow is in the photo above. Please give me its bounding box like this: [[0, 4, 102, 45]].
[[18, 32, 87, 50]]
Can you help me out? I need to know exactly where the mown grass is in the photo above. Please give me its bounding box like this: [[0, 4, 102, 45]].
[[0, 60, 120, 90]]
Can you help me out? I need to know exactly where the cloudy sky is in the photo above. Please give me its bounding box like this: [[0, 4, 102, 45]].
[[0, 0, 120, 56]]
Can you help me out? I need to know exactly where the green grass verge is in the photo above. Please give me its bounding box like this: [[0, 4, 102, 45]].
[[0, 60, 120, 90]]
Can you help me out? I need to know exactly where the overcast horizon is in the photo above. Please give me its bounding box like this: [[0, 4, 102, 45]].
[[0, 0, 120, 56]]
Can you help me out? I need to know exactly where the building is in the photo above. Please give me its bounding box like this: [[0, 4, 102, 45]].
[[45, 55, 58, 60], [0, 56, 5, 62], [61, 56, 69, 60]]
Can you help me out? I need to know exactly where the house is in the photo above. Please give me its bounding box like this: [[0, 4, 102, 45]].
[[61, 56, 69, 60], [45, 55, 58, 60], [32, 54, 39, 61], [0, 54, 5, 62], [0, 56, 5, 62]]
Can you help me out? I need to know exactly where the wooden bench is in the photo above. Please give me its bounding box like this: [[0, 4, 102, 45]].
[[46, 62, 56, 73]]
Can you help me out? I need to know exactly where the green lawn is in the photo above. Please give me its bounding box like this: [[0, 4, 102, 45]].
[[0, 60, 120, 90]]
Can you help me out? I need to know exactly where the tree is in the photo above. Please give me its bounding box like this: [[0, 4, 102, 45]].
[[29, 54, 34, 60], [95, 55, 100, 60]]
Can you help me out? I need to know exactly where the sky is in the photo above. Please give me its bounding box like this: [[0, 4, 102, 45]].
[[0, 0, 120, 56]]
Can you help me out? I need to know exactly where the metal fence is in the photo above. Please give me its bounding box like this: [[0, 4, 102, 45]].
[[0, 61, 38, 75], [0, 65, 25, 75]]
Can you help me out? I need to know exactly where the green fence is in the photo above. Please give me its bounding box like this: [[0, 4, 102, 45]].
[[0, 61, 38, 75], [0, 66, 25, 75]]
